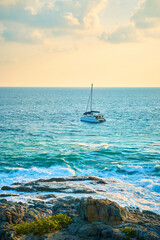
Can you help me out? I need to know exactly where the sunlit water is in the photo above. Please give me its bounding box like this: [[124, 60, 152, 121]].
[[0, 88, 160, 212]]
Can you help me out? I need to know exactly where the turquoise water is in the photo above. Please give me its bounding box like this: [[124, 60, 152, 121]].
[[0, 88, 160, 212]]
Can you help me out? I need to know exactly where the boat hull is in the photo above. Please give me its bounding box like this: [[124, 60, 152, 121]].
[[80, 117, 106, 123]]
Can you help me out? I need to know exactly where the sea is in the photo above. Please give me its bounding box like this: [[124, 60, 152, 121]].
[[0, 87, 160, 213]]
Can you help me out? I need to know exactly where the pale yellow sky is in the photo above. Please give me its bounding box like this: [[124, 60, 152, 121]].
[[0, 0, 160, 87]]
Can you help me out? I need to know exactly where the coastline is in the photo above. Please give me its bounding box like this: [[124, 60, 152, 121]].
[[1, 176, 160, 240], [1, 174, 160, 214]]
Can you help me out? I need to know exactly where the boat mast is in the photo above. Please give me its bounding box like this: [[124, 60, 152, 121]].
[[90, 83, 93, 112]]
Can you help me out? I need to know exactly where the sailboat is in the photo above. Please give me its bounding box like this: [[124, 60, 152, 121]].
[[80, 84, 106, 123]]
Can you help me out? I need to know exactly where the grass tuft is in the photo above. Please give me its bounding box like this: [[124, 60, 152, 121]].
[[122, 227, 136, 238], [12, 213, 72, 235]]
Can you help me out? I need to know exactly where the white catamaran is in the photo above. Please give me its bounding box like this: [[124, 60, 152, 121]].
[[80, 84, 106, 123]]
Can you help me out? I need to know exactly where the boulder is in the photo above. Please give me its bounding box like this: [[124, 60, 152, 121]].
[[0, 204, 25, 224], [77, 224, 98, 238], [81, 197, 128, 224]]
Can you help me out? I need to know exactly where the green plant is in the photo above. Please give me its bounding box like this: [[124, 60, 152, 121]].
[[12, 213, 72, 235], [122, 227, 136, 238]]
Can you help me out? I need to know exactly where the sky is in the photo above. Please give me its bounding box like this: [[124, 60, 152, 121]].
[[0, 0, 160, 87]]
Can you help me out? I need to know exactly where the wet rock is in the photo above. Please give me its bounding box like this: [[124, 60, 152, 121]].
[[2, 181, 97, 194], [37, 194, 57, 200], [0, 194, 19, 198], [2, 186, 35, 192], [81, 197, 128, 224], [1, 175, 109, 196], [35, 175, 108, 184], [0, 199, 7, 203]]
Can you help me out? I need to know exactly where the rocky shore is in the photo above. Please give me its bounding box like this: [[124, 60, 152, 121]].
[[0, 176, 160, 240], [1, 175, 112, 195]]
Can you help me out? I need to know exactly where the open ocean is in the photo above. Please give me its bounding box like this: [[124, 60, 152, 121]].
[[0, 87, 160, 213]]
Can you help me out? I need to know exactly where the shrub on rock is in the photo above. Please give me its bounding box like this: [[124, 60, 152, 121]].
[[12, 213, 72, 235], [122, 227, 136, 238]]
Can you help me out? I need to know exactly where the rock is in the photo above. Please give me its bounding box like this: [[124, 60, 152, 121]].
[[37, 194, 57, 200], [0, 194, 19, 198], [112, 228, 126, 240], [0, 199, 7, 203], [1, 186, 35, 192], [81, 197, 128, 224], [21, 234, 46, 240], [101, 227, 113, 238], [77, 224, 98, 238], [45, 231, 81, 240], [2, 182, 97, 194], [52, 197, 80, 218], [0, 200, 53, 240], [0, 194, 160, 240], [0, 203, 25, 224], [0, 226, 18, 240], [34, 175, 108, 184], [4, 231, 18, 240], [91, 222, 111, 231], [68, 222, 81, 235], [1, 175, 110, 196]]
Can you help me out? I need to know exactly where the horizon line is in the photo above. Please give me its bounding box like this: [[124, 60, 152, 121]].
[[0, 86, 160, 88]]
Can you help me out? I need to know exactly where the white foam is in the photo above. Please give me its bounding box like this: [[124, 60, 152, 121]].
[[117, 165, 144, 174], [71, 142, 110, 151], [0, 165, 160, 214], [0, 165, 75, 188]]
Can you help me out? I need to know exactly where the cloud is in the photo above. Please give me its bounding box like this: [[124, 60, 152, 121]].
[[0, 0, 19, 5], [0, 0, 107, 29], [0, 0, 108, 43], [101, 23, 142, 43], [1, 23, 43, 43], [101, 0, 160, 43], [0, 0, 41, 7], [83, 0, 108, 30], [64, 13, 80, 26], [24, 6, 37, 15], [1, 0, 159, 45], [131, 0, 160, 28]]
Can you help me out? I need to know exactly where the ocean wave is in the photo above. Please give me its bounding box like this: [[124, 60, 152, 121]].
[[0, 170, 159, 213], [70, 142, 110, 151], [0, 165, 76, 189], [116, 165, 144, 175]]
